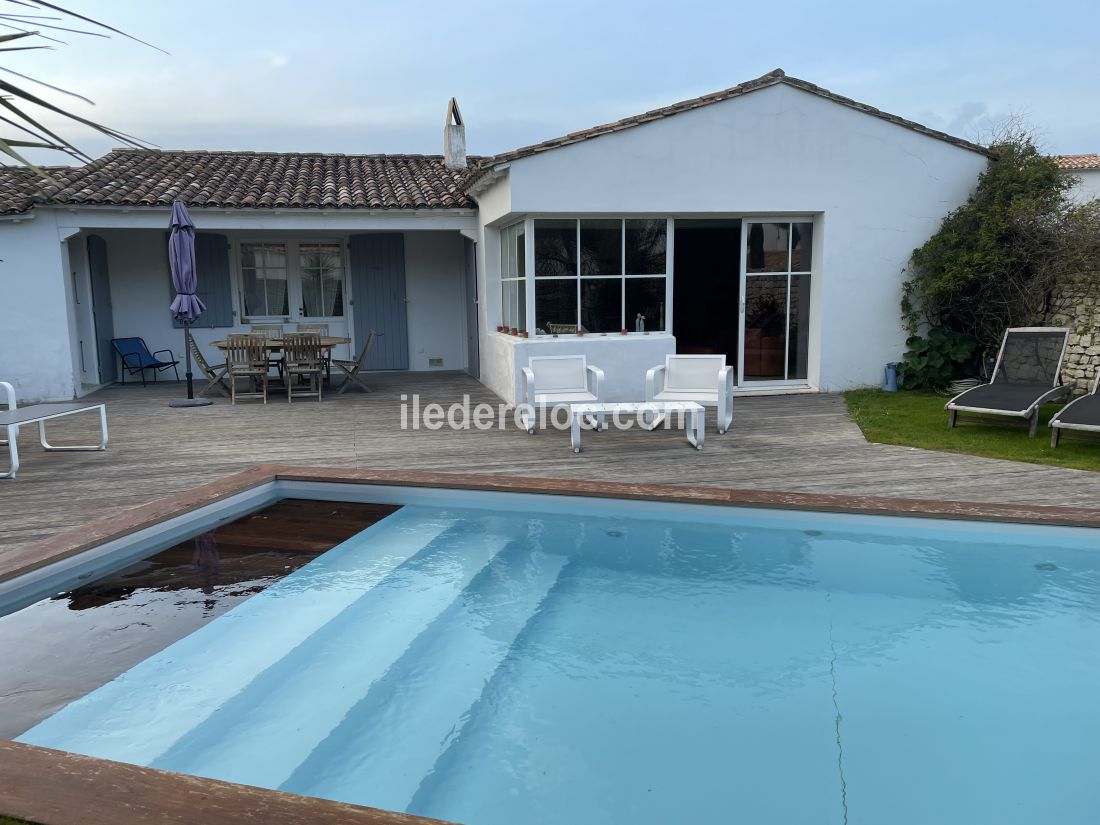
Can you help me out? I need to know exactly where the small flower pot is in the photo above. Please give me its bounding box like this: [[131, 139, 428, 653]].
[[496, 325, 504, 333], [620, 328, 629, 335]]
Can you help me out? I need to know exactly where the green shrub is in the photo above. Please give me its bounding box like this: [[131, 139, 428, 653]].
[[897, 327, 979, 391], [900, 132, 1073, 352]]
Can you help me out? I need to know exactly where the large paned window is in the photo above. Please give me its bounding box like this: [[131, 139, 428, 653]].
[[241, 242, 290, 318], [533, 218, 667, 335], [500, 223, 527, 331], [299, 243, 345, 317], [240, 240, 347, 320], [743, 221, 813, 381]]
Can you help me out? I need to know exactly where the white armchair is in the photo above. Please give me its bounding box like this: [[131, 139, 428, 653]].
[[520, 355, 604, 434], [645, 354, 733, 434]]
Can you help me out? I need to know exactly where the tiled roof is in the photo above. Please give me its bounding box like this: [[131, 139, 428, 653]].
[[0, 165, 80, 215], [1055, 154, 1100, 171], [2, 151, 484, 214], [473, 69, 991, 182]]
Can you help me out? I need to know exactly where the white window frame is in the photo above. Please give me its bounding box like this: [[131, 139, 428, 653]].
[[298, 240, 349, 321], [499, 222, 527, 332], [738, 218, 814, 387], [235, 238, 349, 324], [528, 217, 670, 336]]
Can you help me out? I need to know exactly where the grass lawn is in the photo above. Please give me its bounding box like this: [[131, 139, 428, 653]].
[[845, 389, 1100, 472]]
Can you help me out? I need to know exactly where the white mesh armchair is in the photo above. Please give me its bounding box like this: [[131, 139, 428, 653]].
[[520, 355, 604, 434], [645, 355, 734, 434]]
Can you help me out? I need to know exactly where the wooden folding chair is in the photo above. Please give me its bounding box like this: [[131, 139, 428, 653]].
[[283, 332, 324, 403], [226, 333, 269, 405], [333, 331, 376, 395], [297, 324, 331, 381], [189, 335, 229, 398]]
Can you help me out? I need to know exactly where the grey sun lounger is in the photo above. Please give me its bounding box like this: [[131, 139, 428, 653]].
[[1050, 372, 1100, 447], [1, 381, 108, 479], [945, 327, 1071, 437]]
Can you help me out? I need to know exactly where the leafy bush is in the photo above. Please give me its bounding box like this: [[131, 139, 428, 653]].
[[897, 327, 979, 391], [901, 131, 1074, 352]]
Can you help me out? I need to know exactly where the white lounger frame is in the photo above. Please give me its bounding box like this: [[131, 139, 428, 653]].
[[945, 327, 1071, 437], [1, 381, 109, 480]]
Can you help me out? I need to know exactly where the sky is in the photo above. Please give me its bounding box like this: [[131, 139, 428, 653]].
[[7, 0, 1099, 164]]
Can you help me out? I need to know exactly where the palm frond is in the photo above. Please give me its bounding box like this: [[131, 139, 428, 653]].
[[0, 1, 159, 179]]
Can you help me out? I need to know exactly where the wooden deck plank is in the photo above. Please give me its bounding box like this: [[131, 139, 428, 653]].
[[2, 372, 1098, 555]]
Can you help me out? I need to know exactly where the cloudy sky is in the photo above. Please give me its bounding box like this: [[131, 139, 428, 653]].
[[7, 0, 1099, 164]]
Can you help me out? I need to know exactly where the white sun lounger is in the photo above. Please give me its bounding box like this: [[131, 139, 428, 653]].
[[1, 381, 109, 479]]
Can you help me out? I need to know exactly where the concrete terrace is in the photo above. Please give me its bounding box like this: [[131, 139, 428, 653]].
[[3, 371, 1099, 552]]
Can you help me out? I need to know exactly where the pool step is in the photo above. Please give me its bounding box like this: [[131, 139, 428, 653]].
[[148, 523, 515, 789], [17, 510, 454, 766], [280, 544, 569, 809]]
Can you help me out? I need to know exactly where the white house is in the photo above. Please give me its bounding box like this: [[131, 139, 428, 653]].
[[0, 69, 994, 403], [1057, 154, 1100, 202]]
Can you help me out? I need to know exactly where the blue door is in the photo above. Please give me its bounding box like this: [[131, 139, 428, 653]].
[[87, 235, 116, 383], [349, 234, 409, 370]]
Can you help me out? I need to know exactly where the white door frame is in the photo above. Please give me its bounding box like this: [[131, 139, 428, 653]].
[[737, 216, 814, 389]]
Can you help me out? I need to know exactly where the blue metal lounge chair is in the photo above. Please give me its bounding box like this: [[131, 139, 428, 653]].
[[111, 337, 180, 387]]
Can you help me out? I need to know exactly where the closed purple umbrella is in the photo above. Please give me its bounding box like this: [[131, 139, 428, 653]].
[[168, 200, 211, 406]]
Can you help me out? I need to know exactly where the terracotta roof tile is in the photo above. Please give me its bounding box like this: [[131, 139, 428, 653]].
[[11, 150, 484, 212], [1055, 154, 1100, 171], [0, 165, 80, 214]]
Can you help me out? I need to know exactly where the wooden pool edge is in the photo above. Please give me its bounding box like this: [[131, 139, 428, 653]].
[[3, 464, 1099, 825], [5, 464, 1100, 587], [0, 740, 452, 825]]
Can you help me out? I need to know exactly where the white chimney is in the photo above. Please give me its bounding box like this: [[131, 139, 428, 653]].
[[444, 97, 466, 170]]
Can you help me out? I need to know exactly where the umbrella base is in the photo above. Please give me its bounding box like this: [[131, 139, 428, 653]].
[[169, 398, 213, 408]]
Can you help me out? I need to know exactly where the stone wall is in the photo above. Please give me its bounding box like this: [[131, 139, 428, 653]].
[[1046, 270, 1100, 393]]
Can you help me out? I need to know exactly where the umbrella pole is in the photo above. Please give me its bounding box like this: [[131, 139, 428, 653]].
[[169, 320, 212, 408], [185, 322, 195, 399]]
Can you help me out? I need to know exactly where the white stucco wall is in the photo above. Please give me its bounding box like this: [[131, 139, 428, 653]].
[[1067, 169, 1100, 203], [0, 213, 76, 402], [404, 231, 468, 371], [482, 83, 989, 391]]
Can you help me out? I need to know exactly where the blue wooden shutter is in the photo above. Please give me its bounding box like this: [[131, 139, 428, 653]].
[[349, 233, 409, 369], [169, 232, 235, 328]]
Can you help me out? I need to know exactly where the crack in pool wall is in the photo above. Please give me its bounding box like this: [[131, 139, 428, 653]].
[[826, 593, 849, 825]]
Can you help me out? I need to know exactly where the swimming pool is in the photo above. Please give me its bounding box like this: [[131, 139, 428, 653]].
[[11, 482, 1100, 825]]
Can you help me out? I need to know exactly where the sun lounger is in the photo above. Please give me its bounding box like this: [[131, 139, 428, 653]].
[[1, 382, 108, 479], [945, 327, 1070, 437], [1050, 372, 1100, 447]]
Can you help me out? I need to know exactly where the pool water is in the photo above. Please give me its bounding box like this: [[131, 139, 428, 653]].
[[16, 500, 1100, 825]]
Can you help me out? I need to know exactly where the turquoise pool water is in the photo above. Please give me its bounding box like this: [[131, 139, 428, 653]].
[[17, 499, 1100, 825]]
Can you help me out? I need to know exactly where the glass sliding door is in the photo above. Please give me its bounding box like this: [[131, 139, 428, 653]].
[[739, 220, 813, 384]]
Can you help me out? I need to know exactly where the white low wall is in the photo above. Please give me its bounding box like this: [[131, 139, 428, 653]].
[[484, 332, 677, 404]]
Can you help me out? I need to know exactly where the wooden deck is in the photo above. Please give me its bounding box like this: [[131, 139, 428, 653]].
[[3, 371, 1099, 553]]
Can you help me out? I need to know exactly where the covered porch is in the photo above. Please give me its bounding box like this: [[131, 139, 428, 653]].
[[58, 208, 479, 397]]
